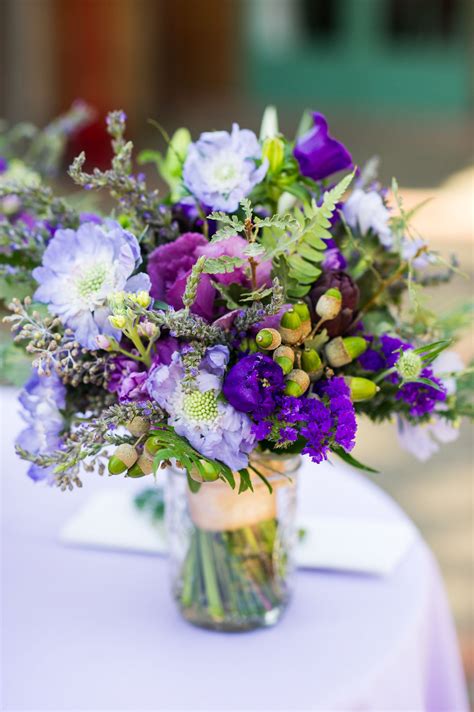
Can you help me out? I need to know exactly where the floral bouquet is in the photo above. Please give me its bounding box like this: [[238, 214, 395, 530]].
[[1, 107, 472, 631]]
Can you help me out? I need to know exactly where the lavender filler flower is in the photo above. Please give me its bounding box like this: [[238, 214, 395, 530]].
[[147, 345, 255, 470], [16, 368, 66, 482], [183, 124, 268, 212], [33, 221, 151, 349]]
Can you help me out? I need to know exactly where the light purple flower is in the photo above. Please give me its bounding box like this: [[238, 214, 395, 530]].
[[147, 346, 255, 470], [397, 416, 459, 462], [293, 112, 352, 182], [343, 188, 393, 247], [33, 221, 150, 349], [183, 124, 268, 212], [16, 369, 66, 483]]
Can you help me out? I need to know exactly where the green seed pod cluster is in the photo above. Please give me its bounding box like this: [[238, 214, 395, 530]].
[[255, 328, 282, 350], [292, 301, 312, 339]]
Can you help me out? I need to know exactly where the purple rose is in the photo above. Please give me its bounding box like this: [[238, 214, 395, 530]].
[[223, 353, 285, 416], [294, 112, 352, 182]]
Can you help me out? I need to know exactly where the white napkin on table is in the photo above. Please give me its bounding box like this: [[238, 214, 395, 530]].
[[59, 490, 416, 576]]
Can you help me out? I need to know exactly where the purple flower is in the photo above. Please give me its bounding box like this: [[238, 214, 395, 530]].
[[358, 348, 385, 372], [294, 112, 352, 182], [397, 369, 446, 417], [397, 415, 459, 462], [147, 232, 272, 322], [322, 239, 347, 270], [183, 124, 268, 212], [0, 157, 7, 173], [317, 377, 357, 452], [33, 221, 150, 349], [223, 353, 285, 417], [147, 346, 255, 470], [16, 369, 66, 483]]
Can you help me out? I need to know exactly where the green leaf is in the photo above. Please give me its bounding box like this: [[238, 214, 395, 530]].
[[238, 468, 254, 494], [247, 464, 273, 493], [409, 377, 446, 393], [203, 256, 246, 274], [332, 446, 379, 473]]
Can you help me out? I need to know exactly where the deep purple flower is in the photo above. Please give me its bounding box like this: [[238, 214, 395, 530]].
[[316, 377, 357, 452], [397, 369, 446, 417], [322, 239, 347, 270], [294, 113, 352, 182], [358, 348, 385, 372], [0, 157, 8, 173], [223, 353, 285, 417]]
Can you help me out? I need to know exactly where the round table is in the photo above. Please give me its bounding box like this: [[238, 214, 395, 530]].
[[1, 387, 468, 711]]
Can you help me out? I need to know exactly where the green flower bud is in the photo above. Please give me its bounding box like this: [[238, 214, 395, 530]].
[[346, 376, 379, 402], [279, 309, 303, 345], [239, 337, 258, 353], [396, 350, 423, 381], [316, 288, 342, 320], [262, 136, 285, 173], [108, 444, 138, 475], [256, 327, 281, 350], [109, 314, 126, 330], [284, 369, 310, 396]]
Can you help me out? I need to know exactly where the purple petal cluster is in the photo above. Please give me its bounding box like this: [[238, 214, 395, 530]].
[[316, 377, 357, 452], [397, 369, 446, 417], [223, 353, 285, 417], [16, 369, 66, 483]]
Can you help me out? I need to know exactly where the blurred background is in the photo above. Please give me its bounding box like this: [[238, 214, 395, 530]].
[[0, 0, 473, 695]]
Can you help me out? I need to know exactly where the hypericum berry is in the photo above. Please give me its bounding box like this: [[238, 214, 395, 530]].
[[284, 369, 310, 396], [256, 328, 281, 350], [126, 416, 150, 437], [325, 336, 367, 368], [345, 376, 379, 402], [301, 348, 323, 380], [273, 345, 295, 375], [279, 309, 302, 345], [396, 350, 423, 381], [108, 444, 138, 475], [316, 288, 342, 320]]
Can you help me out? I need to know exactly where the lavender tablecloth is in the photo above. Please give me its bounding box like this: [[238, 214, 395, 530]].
[[1, 386, 468, 711]]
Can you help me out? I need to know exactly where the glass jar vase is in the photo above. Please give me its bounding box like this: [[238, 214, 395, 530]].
[[165, 453, 301, 632]]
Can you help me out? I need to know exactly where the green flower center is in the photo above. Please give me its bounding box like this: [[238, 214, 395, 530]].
[[183, 390, 218, 423], [396, 350, 423, 380], [77, 263, 108, 300]]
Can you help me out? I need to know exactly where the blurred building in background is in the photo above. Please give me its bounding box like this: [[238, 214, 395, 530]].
[[0, 0, 473, 693]]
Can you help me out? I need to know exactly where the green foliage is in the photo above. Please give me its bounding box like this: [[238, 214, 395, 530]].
[[332, 446, 379, 474], [0, 341, 32, 386], [203, 256, 245, 274], [137, 125, 191, 200], [269, 172, 353, 297]]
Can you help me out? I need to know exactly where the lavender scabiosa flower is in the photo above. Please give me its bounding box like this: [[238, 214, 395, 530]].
[[147, 345, 255, 470], [16, 368, 66, 483], [223, 353, 285, 417], [183, 124, 268, 212], [294, 113, 352, 182], [32, 221, 151, 349]]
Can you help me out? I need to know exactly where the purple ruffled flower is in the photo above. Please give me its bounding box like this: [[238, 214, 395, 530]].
[[183, 124, 268, 212], [16, 368, 66, 483], [294, 113, 352, 182], [147, 232, 272, 322], [223, 353, 285, 417]]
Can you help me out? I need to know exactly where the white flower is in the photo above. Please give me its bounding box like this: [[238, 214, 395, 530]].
[[343, 188, 393, 247]]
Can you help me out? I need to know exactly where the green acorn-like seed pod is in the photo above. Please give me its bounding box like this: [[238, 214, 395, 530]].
[[108, 443, 138, 475], [284, 368, 310, 396], [316, 288, 342, 320], [256, 328, 282, 350], [345, 376, 379, 402], [275, 355, 294, 375], [127, 452, 154, 478], [301, 348, 323, 380], [273, 345, 295, 375], [190, 460, 220, 483], [126, 416, 150, 437], [279, 308, 303, 345], [239, 337, 258, 353], [292, 301, 312, 338], [325, 336, 367, 368], [343, 337, 368, 360], [144, 436, 161, 456]]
